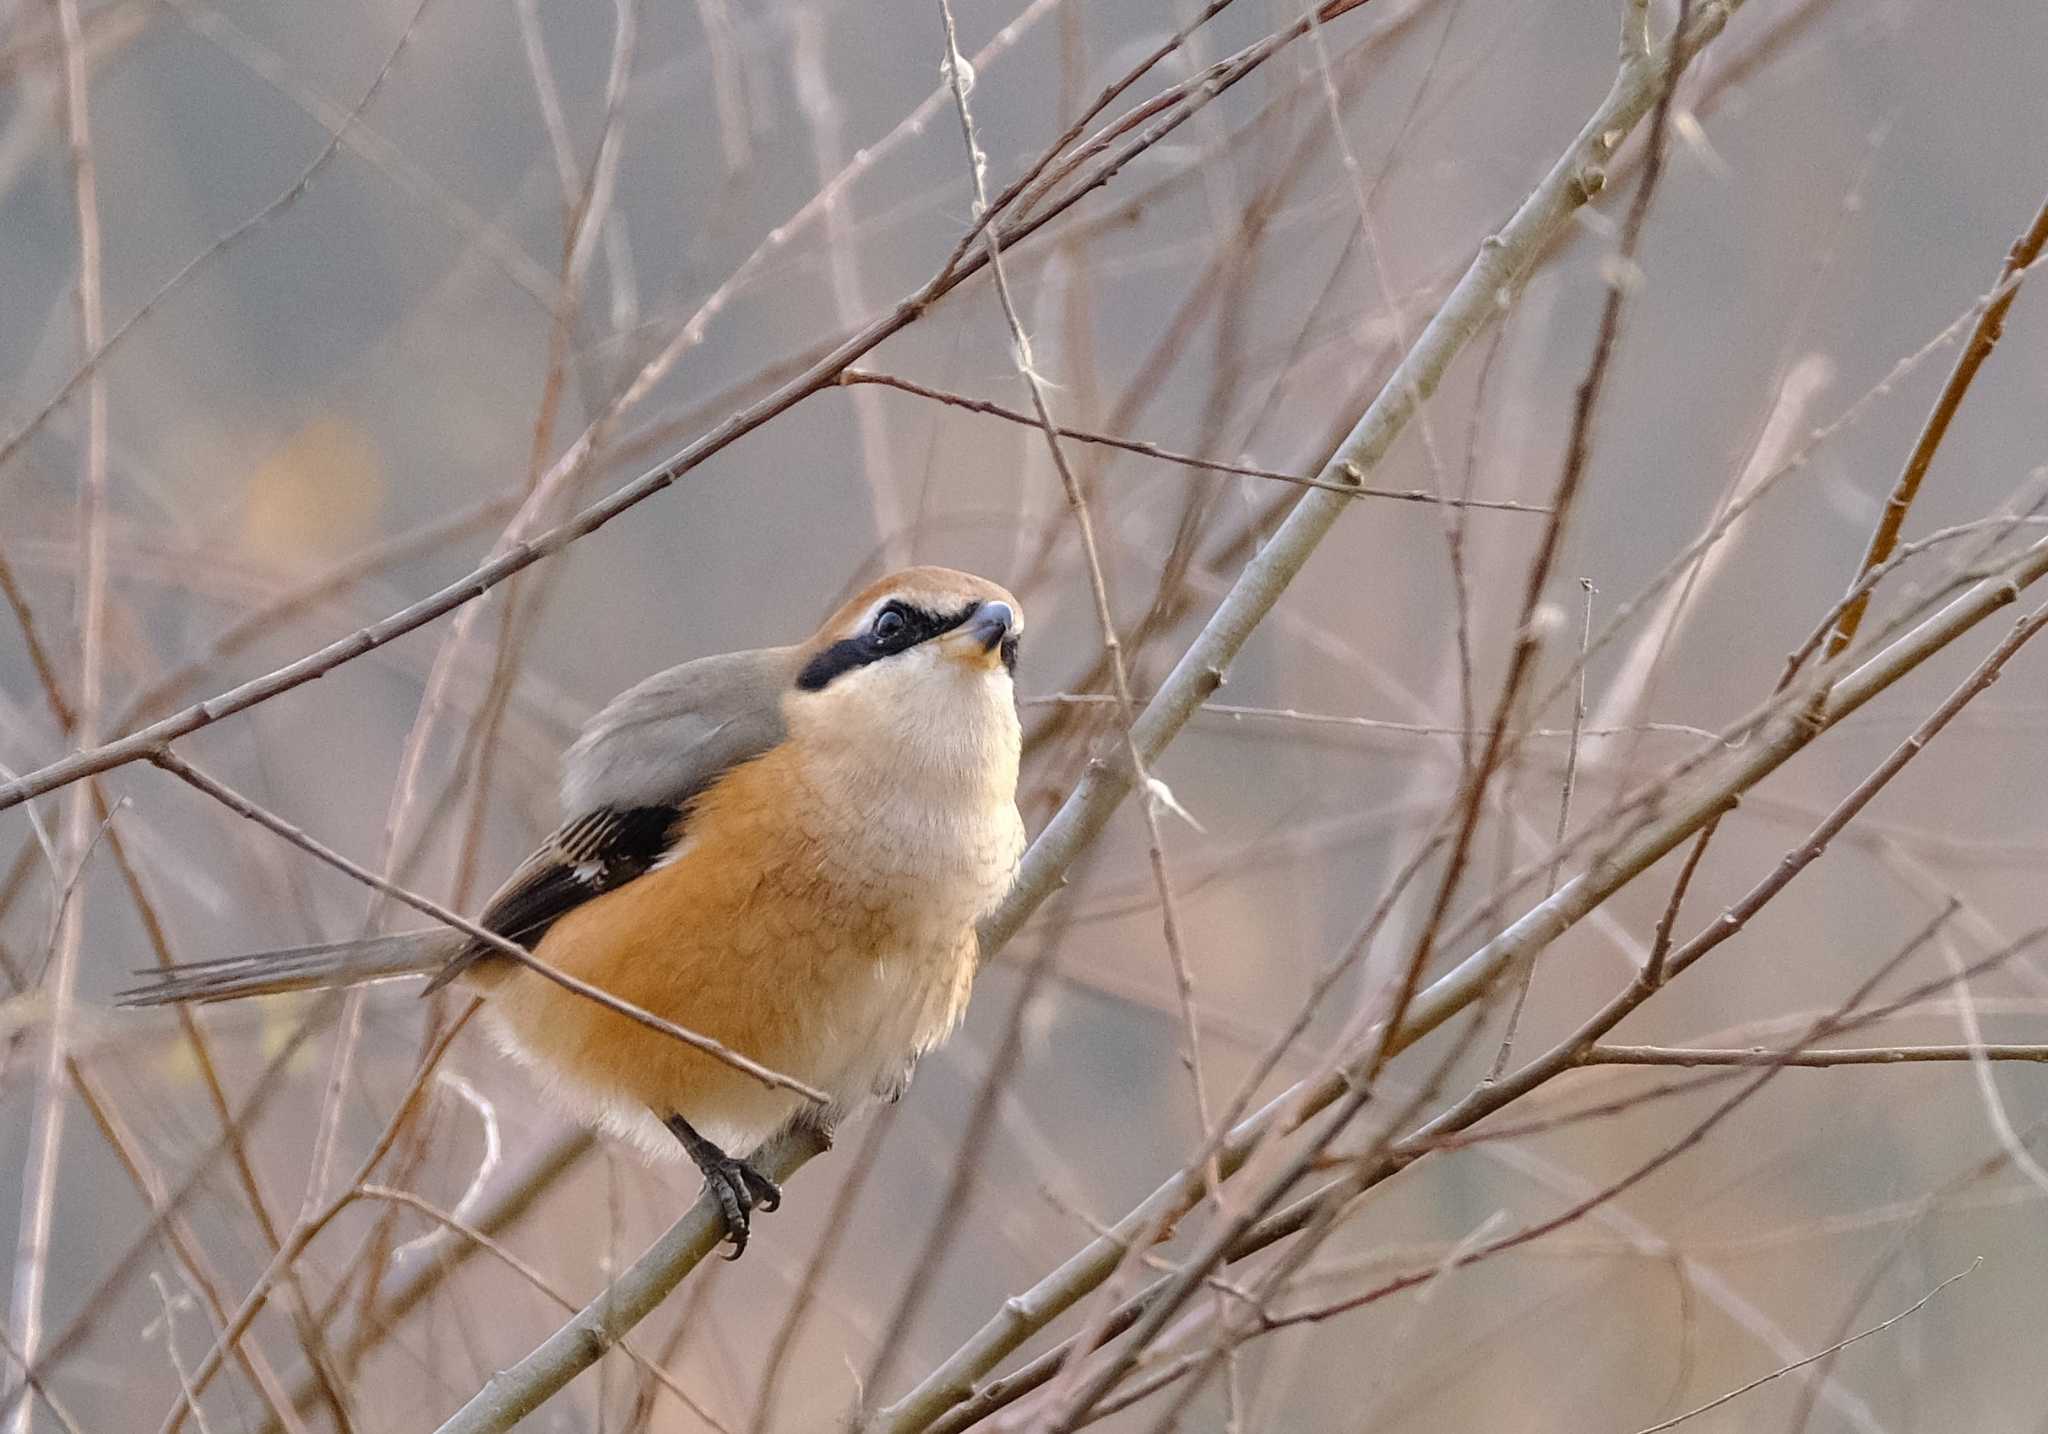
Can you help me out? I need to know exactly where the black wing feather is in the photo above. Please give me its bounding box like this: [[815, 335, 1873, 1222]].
[[421, 804, 681, 993]]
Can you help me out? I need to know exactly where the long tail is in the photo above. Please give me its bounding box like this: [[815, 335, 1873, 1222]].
[[115, 931, 459, 1007]]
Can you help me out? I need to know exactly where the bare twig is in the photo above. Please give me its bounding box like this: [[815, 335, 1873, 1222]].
[[794, 9, 903, 566], [1934, 925, 2048, 1192], [0, 550, 73, 731], [837, 369, 1543, 509], [6, 0, 107, 1419], [1532, 246, 2048, 732], [0, 998, 334, 1420], [1023, 693, 1719, 743], [1585, 1043, 2048, 1066], [146, 1275, 219, 1434], [75, 1065, 316, 1434], [253, 1128, 596, 1434], [115, 494, 519, 728], [146, 749, 829, 1103], [1627, 1262, 1977, 1434], [1815, 194, 2048, 665], [1489, 578, 1594, 1079]]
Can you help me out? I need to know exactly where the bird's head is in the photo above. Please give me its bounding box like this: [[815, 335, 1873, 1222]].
[[784, 567, 1023, 793]]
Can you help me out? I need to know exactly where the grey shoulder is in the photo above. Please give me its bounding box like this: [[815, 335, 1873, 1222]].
[[559, 646, 799, 815]]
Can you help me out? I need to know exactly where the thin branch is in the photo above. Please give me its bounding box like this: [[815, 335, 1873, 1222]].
[[163, 0, 557, 301], [794, 10, 904, 566], [1816, 194, 2048, 664], [1489, 578, 1594, 1079], [6, 0, 107, 1418], [253, 1129, 595, 1434], [74, 1064, 317, 1434], [1530, 245, 2048, 731], [147, 1275, 221, 1434], [113, 493, 521, 724], [147, 749, 829, 1103], [1628, 1262, 1977, 1434], [1023, 693, 1719, 743], [837, 369, 1543, 510], [0, 549, 74, 730], [1583, 1043, 2048, 1066]]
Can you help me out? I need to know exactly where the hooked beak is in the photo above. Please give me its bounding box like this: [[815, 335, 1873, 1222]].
[[938, 600, 1019, 671]]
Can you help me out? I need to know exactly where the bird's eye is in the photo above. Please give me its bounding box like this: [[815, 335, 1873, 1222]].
[[872, 606, 908, 644]]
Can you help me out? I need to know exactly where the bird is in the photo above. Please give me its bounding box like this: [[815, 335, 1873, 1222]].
[[119, 566, 1026, 1256]]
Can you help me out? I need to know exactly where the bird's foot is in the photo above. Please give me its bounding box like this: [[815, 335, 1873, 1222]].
[[667, 1115, 780, 1259], [701, 1154, 781, 1259]]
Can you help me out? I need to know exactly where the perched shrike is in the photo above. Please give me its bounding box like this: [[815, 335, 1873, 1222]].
[[122, 567, 1026, 1255]]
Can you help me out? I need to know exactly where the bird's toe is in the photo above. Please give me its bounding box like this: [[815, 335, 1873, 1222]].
[[702, 1156, 780, 1258], [737, 1160, 781, 1213], [703, 1163, 754, 1260]]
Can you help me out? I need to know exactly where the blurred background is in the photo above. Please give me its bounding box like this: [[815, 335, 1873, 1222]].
[[5, 0, 2048, 1428]]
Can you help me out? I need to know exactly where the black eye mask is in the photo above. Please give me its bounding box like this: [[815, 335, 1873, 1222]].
[[795, 601, 981, 691]]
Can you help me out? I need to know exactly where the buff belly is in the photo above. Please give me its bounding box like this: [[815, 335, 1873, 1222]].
[[470, 739, 1003, 1157], [478, 923, 975, 1157]]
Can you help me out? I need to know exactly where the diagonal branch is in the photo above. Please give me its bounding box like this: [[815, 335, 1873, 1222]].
[[835, 368, 1546, 510], [1627, 1261, 1976, 1434], [1583, 1043, 2048, 1067], [1816, 193, 2048, 664], [146, 749, 829, 1104]]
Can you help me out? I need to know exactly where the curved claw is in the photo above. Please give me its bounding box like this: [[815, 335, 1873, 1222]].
[[741, 1163, 782, 1212], [704, 1164, 753, 1260], [703, 1156, 779, 1259], [668, 1114, 781, 1260]]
